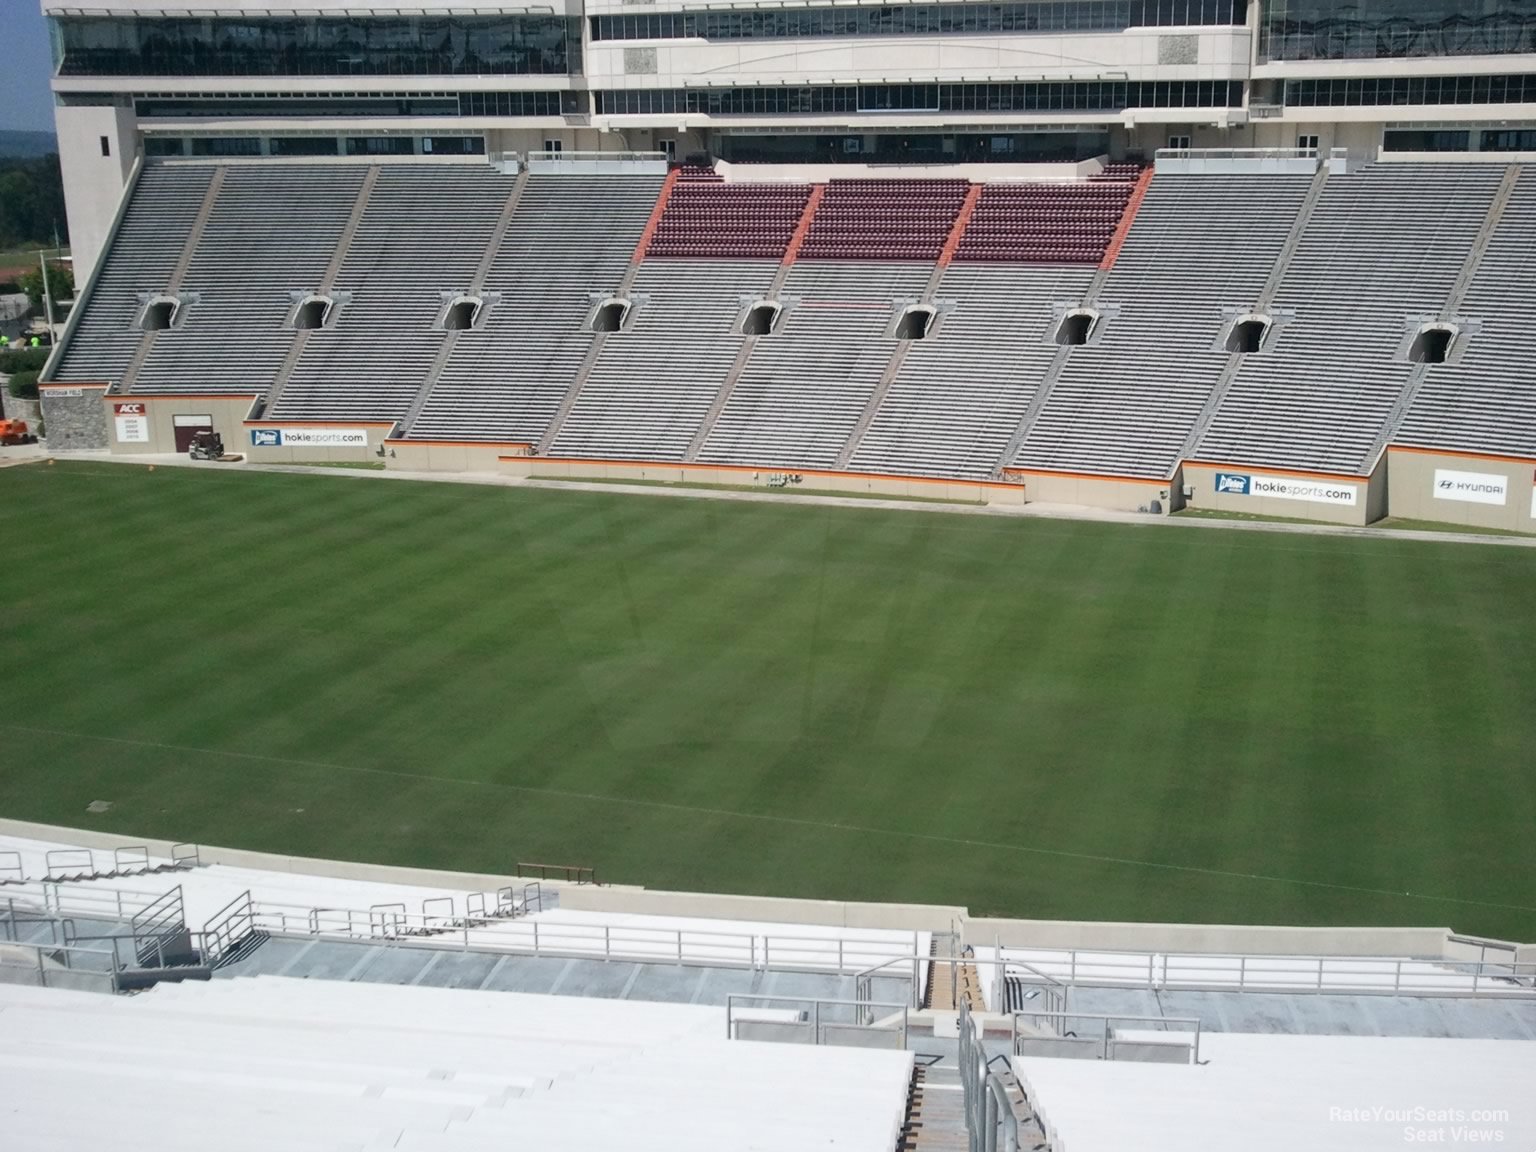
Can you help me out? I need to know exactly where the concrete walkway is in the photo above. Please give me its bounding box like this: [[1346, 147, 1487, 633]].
[[25, 448, 1536, 550]]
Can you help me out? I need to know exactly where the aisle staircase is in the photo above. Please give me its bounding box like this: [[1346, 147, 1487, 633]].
[[897, 1064, 967, 1151]]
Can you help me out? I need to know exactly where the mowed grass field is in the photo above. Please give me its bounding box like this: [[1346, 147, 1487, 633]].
[[2, 460, 1534, 940]]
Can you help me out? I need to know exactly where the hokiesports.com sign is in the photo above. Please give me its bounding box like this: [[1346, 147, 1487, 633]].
[[1213, 472, 1358, 507], [1432, 468, 1507, 506], [249, 427, 369, 448]]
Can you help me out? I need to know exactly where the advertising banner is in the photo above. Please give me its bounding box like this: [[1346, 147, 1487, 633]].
[[1213, 472, 1357, 507], [248, 427, 369, 448], [1432, 469, 1507, 506]]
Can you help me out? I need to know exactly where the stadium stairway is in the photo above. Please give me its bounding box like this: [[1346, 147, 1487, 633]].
[[1360, 162, 1524, 468], [263, 165, 379, 417]]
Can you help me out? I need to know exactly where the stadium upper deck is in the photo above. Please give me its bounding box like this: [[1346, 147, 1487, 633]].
[[43, 0, 1536, 285]]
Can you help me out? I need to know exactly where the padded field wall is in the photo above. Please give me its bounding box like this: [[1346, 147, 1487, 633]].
[[523, 457, 1027, 505], [1387, 447, 1536, 533], [1181, 460, 1386, 527]]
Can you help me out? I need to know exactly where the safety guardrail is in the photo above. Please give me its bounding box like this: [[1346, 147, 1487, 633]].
[[726, 993, 909, 1048], [1013, 1010, 1203, 1064], [0, 938, 120, 994], [998, 946, 1536, 998]]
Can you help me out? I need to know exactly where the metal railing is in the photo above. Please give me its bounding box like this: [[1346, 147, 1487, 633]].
[[526, 149, 667, 164], [998, 946, 1536, 998], [726, 993, 909, 1048], [0, 851, 23, 884], [516, 861, 597, 885], [0, 938, 121, 994], [960, 999, 1023, 1152], [1013, 1010, 1203, 1065], [1155, 146, 1320, 160], [233, 895, 925, 977], [3, 880, 169, 923], [201, 891, 258, 967], [130, 885, 187, 968]]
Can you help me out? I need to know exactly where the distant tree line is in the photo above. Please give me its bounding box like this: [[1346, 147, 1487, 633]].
[[0, 154, 68, 251]]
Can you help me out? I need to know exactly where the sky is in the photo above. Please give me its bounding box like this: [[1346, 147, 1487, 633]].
[[1, 1, 58, 134]]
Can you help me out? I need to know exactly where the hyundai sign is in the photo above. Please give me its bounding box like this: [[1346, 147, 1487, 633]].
[[1432, 468, 1507, 506], [249, 427, 369, 448]]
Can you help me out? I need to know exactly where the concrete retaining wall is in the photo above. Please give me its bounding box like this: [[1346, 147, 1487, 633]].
[[1387, 446, 1536, 533], [0, 817, 1510, 960]]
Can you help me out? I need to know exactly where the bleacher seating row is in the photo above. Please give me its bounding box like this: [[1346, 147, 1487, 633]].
[[47, 159, 1536, 482], [0, 976, 913, 1152]]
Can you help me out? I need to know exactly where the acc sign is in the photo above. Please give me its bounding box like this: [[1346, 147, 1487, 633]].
[[249, 427, 369, 448], [112, 401, 149, 444], [1432, 468, 1507, 506]]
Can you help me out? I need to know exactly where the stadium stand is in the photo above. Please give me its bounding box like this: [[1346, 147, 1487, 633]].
[[954, 179, 1135, 265], [850, 264, 1097, 479], [550, 260, 779, 460], [50, 165, 214, 383], [1396, 168, 1536, 460], [1016, 1032, 1536, 1152], [132, 166, 367, 395], [0, 977, 913, 1152], [1196, 163, 1505, 475], [798, 178, 970, 261], [271, 166, 513, 423], [407, 175, 662, 442], [645, 179, 812, 260], [695, 262, 933, 469], [1013, 172, 1315, 479]]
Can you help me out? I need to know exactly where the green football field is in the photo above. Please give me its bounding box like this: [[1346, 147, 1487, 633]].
[[2, 460, 1533, 941]]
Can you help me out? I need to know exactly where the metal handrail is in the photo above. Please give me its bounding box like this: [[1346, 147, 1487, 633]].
[[726, 993, 909, 1047], [242, 896, 927, 974], [0, 937, 121, 993], [1156, 146, 1320, 160], [1013, 1009, 1203, 1064], [997, 945, 1536, 998]]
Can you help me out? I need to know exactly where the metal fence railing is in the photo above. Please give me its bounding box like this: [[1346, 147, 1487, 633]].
[[726, 993, 909, 1048], [999, 946, 1536, 998], [0, 938, 121, 994], [960, 999, 1024, 1152], [1013, 1010, 1203, 1065]]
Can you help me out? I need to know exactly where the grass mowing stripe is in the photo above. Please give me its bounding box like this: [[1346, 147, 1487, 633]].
[[6, 719, 1536, 919], [2, 461, 1533, 936]]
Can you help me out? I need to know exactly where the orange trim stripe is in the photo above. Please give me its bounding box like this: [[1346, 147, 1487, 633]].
[[245, 419, 394, 427], [1099, 167, 1154, 271], [1183, 459, 1369, 482], [634, 167, 680, 261], [1001, 466, 1166, 486], [1389, 444, 1536, 468], [387, 438, 533, 448], [938, 183, 983, 268], [525, 455, 1027, 490], [38, 382, 109, 390], [781, 185, 826, 266]]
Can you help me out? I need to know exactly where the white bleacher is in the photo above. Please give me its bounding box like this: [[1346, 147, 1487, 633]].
[[1198, 163, 1505, 475], [131, 166, 366, 395], [1397, 169, 1536, 459], [50, 164, 214, 385], [0, 976, 913, 1152], [1014, 173, 1314, 479], [851, 264, 1096, 479], [274, 166, 514, 423], [408, 175, 662, 443], [550, 259, 779, 460], [1015, 1032, 1536, 1152], [697, 262, 932, 470]]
